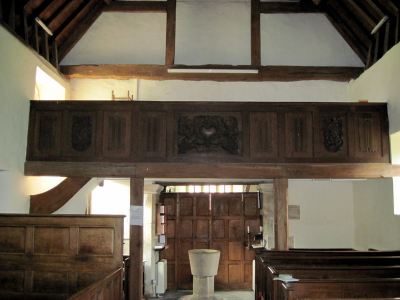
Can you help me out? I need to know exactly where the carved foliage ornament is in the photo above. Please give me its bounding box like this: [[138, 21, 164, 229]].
[[71, 116, 92, 152], [323, 117, 344, 153], [178, 115, 239, 154]]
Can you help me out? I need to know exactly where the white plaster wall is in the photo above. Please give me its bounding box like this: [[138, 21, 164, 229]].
[[349, 43, 400, 134], [61, 13, 166, 65], [261, 14, 363, 67], [0, 26, 70, 212], [61, 1, 363, 67], [70, 78, 349, 102], [353, 178, 400, 250], [288, 180, 355, 249], [175, 1, 250, 65]]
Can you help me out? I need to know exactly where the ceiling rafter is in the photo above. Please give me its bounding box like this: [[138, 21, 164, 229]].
[[103, 1, 167, 13], [340, 0, 376, 32]]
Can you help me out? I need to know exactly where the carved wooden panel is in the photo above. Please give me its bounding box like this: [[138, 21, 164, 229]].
[[285, 111, 313, 157], [138, 111, 167, 158], [315, 111, 349, 158], [27, 101, 390, 164], [33, 111, 62, 157], [244, 194, 259, 216], [103, 111, 131, 157], [355, 112, 382, 158], [176, 112, 242, 157], [78, 227, 114, 255], [250, 112, 279, 158], [33, 271, 68, 293], [0, 270, 24, 292], [65, 111, 97, 157]]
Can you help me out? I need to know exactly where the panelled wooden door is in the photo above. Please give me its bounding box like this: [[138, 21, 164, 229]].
[[160, 192, 260, 291]]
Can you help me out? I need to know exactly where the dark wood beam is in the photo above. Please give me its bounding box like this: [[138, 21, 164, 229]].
[[30, 177, 91, 214], [103, 1, 167, 13], [47, 0, 86, 34], [129, 178, 144, 300], [340, 0, 377, 32], [60, 64, 363, 82], [260, 0, 321, 14], [322, 1, 369, 64], [24, 162, 400, 179], [251, 0, 261, 66], [274, 178, 288, 250], [165, 0, 176, 65], [57, 0, 105, 61]]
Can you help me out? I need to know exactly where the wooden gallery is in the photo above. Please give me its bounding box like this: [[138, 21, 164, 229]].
[[1, 0, 400, 300]]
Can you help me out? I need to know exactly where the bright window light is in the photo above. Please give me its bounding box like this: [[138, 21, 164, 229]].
[[35, 67, 66, 100], [391, 132, 400, 215]]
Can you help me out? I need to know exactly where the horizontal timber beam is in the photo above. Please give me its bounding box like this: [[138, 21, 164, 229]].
[[103, 1, 167, 13], [260, 0, 321, 13], [60, 64, 364, 82], [25, 162, 400, 179]]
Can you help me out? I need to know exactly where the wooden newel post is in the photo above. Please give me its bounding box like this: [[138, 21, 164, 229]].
[[274, 178, 289, 250], [130, 178, 144, 300]]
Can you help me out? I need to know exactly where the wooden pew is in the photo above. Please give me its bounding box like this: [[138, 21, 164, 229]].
[[255, 251, 400, 300], [268, 265, 400, 300], [277, 278, 400, 300]]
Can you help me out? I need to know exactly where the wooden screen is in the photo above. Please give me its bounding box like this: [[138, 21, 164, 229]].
[[160, 193, 260, 290], [0, 214, 124, 299]]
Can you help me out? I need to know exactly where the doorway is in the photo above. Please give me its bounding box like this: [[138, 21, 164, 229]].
[[159, 192, 261, 290]]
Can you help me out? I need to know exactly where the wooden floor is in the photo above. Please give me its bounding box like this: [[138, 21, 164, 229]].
[[149, 290, 254, 300]]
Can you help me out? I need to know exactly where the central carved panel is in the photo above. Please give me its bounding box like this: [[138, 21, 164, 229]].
[[178, 115, 239, 154]]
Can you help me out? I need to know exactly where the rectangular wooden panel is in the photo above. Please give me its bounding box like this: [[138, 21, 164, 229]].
[[228, 219, 241, 239], [180, 220, 193, 239], [163, 196, 176, 216], [212, 220, 225, 239], [166, 219, 175, 239], [177, 263, 192, 290], [178, 241, 193, 261], [196, 196, 210, 216], [138, 111, 167, 158], [228, 195, 242, 216], [65, 110, 97, 157], [228, 242, 242, 261], [212, 196, 227, 217], [34, 227, 69, 254], [215, 264, 228, 285], [103, 111, 131, 157], [250, 112, 279, 157], [244, 263, 253, 283], [211, 241, 227, 261], [180, 196, 194, 216], [78, 227, 114, 255], [33, 111, 62, 157], [0, 270, 24, 292], [161, 239, 175, 261], [285, 111, 313, 158], [196, 219, 209, 239], [228, 264, 242, 284], [355, 112, 383, 158], [0, 226, 25, 253], [244, 194, 259, 216], [33, 271, 68, 293]]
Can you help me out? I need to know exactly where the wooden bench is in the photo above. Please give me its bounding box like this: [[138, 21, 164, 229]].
[[277, 278, 400, 300], [254, 251, 400, 300], [267, 265, 400, 300]]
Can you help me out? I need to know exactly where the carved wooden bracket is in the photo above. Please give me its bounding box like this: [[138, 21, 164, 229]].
[[30, 177, 91, 214]]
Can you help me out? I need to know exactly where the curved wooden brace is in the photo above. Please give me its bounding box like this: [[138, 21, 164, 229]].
[[30, 177, 91, 214]]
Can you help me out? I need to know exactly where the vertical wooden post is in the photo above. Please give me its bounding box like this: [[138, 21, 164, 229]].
[[251, 0, 261, 66], [52, 39, 59, 69], [130, 177, 144, 300], [165, 0, 176, 65], [274, 178, 288, 250], [9, 0, 15, 31]]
